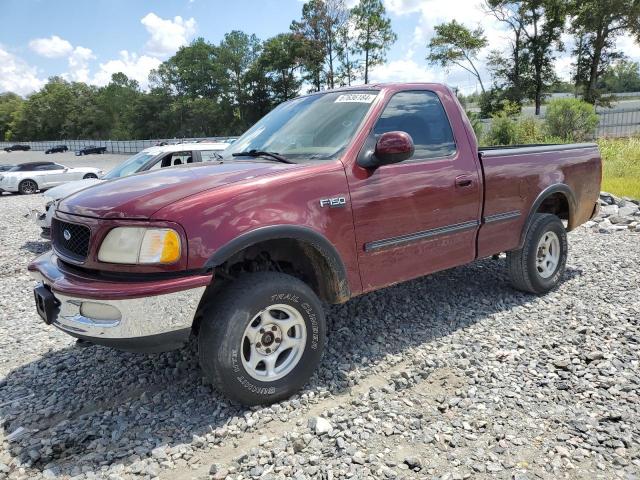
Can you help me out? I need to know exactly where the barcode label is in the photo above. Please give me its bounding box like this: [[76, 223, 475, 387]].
[[335, 93, 377, 103]]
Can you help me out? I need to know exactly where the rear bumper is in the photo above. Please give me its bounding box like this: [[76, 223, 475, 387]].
[[28, 251, 211, 352]]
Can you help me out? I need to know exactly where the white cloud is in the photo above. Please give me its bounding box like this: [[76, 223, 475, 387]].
[[66, 46, 96, 82], [28, 35, 73, 58], [0, 46, 45, 95], [140, 13, 197, 57], [370, 59, 443, 83], [92, 50, 161, 88]]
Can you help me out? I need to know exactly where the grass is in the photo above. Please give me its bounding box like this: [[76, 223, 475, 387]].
[[598, 137, 640, 199]]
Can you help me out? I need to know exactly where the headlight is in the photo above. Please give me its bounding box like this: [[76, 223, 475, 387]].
[[98, 227, 181, 264]]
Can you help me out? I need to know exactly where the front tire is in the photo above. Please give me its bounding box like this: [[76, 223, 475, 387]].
[[507, 213, 568, 294], [18, 179, 38, 195], [83, 173, 98, 179], [198, 272, 326, 405]]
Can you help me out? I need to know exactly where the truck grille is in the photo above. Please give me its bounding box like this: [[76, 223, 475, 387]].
[[52, 219, 91, 262]]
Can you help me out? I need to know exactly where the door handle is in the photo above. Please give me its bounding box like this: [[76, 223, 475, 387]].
[[455, 176, 473, 187]]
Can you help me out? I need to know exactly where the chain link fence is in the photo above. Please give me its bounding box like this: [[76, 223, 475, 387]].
[[0, 137, 238, 154], [477, 106, 640, 139]]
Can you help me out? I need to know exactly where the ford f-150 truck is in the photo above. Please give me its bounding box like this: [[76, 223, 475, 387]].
[[29, 83, 602, 405]]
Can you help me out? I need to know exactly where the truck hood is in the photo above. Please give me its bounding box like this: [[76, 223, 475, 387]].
[[58, 161, 299, 219], [44, 178, 104, 201]]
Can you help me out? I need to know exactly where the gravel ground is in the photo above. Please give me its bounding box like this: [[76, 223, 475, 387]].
[[0, 192, 639, 480]]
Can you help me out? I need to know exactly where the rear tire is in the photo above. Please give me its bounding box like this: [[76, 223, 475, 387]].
[[18, 179, 38, 195], [83, 173, 98, 179], [198, 271, 326, 406], [507, 213, 567, 294]]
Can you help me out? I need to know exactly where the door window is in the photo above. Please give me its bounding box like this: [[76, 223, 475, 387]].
[[372, 91, 457, 160], [149, 151, 192, 170], [200, 150, 222, 162]]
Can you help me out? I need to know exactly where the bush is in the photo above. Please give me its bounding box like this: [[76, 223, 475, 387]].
[[483, 112, 518, 146], [544, 98, 598, 142]]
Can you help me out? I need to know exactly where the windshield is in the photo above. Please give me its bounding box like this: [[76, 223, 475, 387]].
[[104, 152, 156, 179], [223, 90, 379, 160]]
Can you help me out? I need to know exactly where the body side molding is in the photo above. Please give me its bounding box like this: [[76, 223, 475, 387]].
[[364, 220, 479, 252]]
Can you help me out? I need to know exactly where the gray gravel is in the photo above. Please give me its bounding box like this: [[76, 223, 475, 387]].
[[0, 191, 638, 480]]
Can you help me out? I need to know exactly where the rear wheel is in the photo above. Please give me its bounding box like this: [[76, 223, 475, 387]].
[[198, 271, 326, 405], [18, 179, 38, 195], [83, 173, 98, 179], [507, 213, 567, 294]]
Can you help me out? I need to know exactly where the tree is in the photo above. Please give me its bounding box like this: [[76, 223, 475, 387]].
[[427, 20, 488, 93], [0, 92, 23, 141], [218, 31, 262, 129], [260, 33, 304, 103], [570, 0, 640, 104], [291, 1, 329, 91], [600, 59, 640, 93], [150, 38, 222, 99], [351, 0, 396, 84], [483, 1, 528, 104], [520, 0, 565, 115], [290, 0, 351, 90], [335, 20, 361, 85], [96, 73, 141, 139]]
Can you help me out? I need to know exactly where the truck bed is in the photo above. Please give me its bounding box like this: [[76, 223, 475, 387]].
[[476, 142, 601, 258]]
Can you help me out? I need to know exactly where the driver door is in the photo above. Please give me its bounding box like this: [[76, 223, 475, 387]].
[[347, 90, 482, 292]]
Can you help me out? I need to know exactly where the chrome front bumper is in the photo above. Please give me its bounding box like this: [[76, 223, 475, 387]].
[[30, 269, 205, 352]]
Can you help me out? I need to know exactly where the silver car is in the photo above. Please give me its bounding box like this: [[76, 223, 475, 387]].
[[35, 142, 230, 238], [0, 162, 103, 195]]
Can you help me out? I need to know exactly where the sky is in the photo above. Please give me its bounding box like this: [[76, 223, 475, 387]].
[[2, 0, 640, 97]]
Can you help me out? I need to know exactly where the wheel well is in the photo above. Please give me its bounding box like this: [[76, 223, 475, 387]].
[[216, 239, 346, 303], [536, 192, 570, 227], [192, 238, 348, 334]]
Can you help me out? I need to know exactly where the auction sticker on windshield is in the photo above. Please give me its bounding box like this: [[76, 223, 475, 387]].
[[335, 93, 377, 103]]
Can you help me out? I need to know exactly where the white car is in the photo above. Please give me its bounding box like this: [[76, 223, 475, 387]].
[[0, 162, 103, 195], [34, 142, 230, 238]]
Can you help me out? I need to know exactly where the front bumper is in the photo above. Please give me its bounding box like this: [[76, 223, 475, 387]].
[[28, 251, 211, 352]]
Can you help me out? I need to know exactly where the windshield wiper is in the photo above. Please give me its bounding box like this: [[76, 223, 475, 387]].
[[231, 150, 296, 164]]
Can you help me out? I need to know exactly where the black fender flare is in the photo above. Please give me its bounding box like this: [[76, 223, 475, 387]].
[[204, 225, 350, 302], [519, 183, 576, 248]]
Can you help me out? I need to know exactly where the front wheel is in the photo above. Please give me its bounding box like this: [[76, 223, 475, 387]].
[[198, 272, 326, 405], [83, 173, 98, 179], [507, 213, 568, 294], [18, 179, 38, 195]]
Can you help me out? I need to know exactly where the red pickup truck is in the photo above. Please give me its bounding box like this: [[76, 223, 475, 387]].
[[29, 83, 602, 405]]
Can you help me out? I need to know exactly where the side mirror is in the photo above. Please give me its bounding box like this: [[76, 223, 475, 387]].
[[358, 131, 415, 169]]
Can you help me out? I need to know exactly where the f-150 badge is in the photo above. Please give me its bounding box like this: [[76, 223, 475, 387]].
[[319, 197, 347, 208]]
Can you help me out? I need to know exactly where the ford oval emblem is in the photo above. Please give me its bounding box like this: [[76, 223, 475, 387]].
[[63, 229, 71, 241]]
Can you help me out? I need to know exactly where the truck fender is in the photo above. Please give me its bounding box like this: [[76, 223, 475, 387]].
[[204, 225, 351, 302], [518, 183, 576, 249]]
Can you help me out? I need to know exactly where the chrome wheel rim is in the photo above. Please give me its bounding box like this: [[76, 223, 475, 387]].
[[536, 231, 560, 278], [21, 180, 37, 194], [241, 304, 307, 382]]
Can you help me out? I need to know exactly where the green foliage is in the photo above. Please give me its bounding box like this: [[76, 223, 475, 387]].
[[0, 92, 23, 140], [598, 136, 640, 199], [351, 0, 396, 83], [484, 112, 519, 146], [571, 0, 640, 105], [599, 60, 640, 93], [544, 98, 598, 141], [478, 88, 522, 118], [427, 20, 488, 92]]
